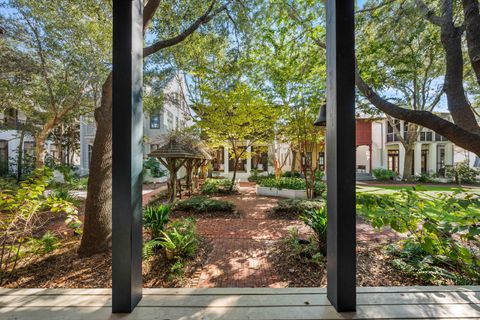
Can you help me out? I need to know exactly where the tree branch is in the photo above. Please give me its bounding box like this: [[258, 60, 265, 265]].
[[415, 0, 446, 26], [355, 66, 480, 156], [143, 0, 230, 57], [462, 0, 480, 85]]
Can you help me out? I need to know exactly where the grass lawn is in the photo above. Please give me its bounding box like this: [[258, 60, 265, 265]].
[[356, 184, 480, 194]]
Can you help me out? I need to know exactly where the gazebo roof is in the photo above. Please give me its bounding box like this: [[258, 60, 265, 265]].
[[148, 138, 212, 160]]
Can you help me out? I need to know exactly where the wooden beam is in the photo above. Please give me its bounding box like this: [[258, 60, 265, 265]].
[[112, 0, 143, 313], [325, 0, 356, 312]]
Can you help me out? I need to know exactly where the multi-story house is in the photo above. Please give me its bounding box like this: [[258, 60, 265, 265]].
[[355, 115, 479, 178], [260, 114, 478, 180], [0, 108, 59, 176], [79, 72, 192, 175]]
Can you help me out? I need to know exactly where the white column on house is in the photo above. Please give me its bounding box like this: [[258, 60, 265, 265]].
[[445, 142, 454, 166], [246, 143, 252, 174], [429, 143, 437, 173], [398, 143, 405, 177], [223, 146, 229, 174], [414, 143, 422, 176]]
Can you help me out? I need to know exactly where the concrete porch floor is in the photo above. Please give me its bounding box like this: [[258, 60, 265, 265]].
[[1, 286, 479, 319]]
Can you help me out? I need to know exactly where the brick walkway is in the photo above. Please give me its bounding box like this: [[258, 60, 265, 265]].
[[192, 187, 311, 288]]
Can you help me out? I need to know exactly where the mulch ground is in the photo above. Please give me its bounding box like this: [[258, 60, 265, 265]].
[[3, 185, 422, 288]]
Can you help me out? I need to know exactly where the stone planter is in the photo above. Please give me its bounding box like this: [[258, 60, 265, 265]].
[[256, 186, 278, 197], [256, 186, 307, 199]]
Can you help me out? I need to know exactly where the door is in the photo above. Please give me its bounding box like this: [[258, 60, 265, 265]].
[[388, 150, 399, 174]]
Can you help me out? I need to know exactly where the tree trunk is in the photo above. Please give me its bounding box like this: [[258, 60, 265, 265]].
[[167, 159, 178, 203], [403, 146, 414, 181], [34, 135, 47, 168], [16, 130, 24, 180], [78, 73, 113, 256], [230, 156, 238, 191]]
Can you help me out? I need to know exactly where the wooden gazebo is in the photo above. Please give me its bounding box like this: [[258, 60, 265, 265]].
[[149, 136, 211, 202]]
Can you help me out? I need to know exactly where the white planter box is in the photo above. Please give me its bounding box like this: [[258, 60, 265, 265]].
[[256, 186, 307, 199], [256, 186, 278, 197]]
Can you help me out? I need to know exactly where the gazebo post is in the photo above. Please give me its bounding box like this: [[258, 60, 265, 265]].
[[112, 0, 143, 313], [325, 0, 356, 312]]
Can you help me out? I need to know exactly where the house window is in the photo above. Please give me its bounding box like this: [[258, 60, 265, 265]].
[[150, 114, 161, 129], [0, 140, 8, 175], [419, 131, 433, 141], [318, 152, 325, 171], [435, 133, 448, 141], [24, 142, 35, 156], [386, 120, 400, 142]]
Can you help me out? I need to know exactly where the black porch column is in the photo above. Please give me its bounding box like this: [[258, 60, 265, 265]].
[[112, 0, 143, 313], [325, 0, 356, 312]]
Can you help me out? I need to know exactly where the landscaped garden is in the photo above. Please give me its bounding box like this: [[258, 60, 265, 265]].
[[2, 164, 478, 288]]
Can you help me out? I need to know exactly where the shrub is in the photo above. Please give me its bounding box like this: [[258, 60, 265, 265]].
[[143, 205, 171, 239], [248, 171, 275, 183], [446, 160, 478, 185], [314, 170, 325, 181], [144, 157, 165, 178], [201, 178, 237, 195], [414, 172, 434, 183], [259, 177, 305, 190], [68, 176, 88, 190], [313, 180, 326, 197], [273, 199, 324, 216], [173, 196, 234, 213], [0, 169, 80, 281], [29, 231, 60, 254], [49, 187, 77, 203], [283, 171, 302, 178], [160, 218, 198, 259], [299, 207, 327, 246], [372, 168, 397, 181], [357, 190, 480, 284]]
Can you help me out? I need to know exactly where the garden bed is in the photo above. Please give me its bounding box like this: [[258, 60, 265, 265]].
[[1, 236, 212, 288], [270, 238, 424, 287]]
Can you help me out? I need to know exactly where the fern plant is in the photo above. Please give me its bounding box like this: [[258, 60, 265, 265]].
[[143, 205, 171, 239]]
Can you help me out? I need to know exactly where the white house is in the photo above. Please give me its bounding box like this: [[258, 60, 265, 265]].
[[355, 114, 479, 178], [0, 109, 59, 176], [79, 72, 193, 175]]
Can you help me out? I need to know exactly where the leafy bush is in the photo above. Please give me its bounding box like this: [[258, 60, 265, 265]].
[[0, 169, 81, 281], [372, 168, 397, 181], [143, 205, 171, 239], [248, 171, 275, 183], [201, 178, 237, 195], [173, 196, 234, 213], [68, 176, 88, 190], [272, 199, 324, 216], [160, 219, 198, 259], [144, 157, 165, 178], [313, 180, 326, 197], [49, 187, 77, 203], [357, 190, 480, 284], [259, 177, 306, 190], [282, 171, 302, 178], [414, 172, 434, 183], [282, 228, 323, 264], [300, 207, 327, 246], [29, 231, 60, 254], [314, 170, 325, 181], [446, 160, 478, 185]]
